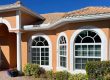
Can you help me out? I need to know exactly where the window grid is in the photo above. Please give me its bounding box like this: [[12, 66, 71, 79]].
[[59, 36, 67, 68], [31, 47, 49, 65], [31, 37, 49, 66], [74, 30, 101, 70]]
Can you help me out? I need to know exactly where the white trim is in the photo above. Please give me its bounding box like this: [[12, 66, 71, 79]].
[[28, 33, 53, 70], [0, 17, 18, 31], [70, 26, 107, 73], [16, 10, 21, 29], [56, 32, 68, 71], [20, 5, 44, 20], [0, 3, 44, 20], [0, 18, 12, 30], [16, 32, 22, 72]]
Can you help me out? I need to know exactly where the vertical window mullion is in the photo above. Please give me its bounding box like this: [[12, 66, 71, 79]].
[[40, 47, 41, 65]]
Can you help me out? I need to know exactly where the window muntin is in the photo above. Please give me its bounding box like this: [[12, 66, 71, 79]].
[[31, 36, 49, 66], [32, 37, 49, 46], [75, 30, 101, 43], [74, 30, 101, 70], [59, 36, 67, 67]]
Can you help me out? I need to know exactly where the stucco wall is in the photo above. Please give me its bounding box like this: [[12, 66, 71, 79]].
[[21, 19, 110, 71], [0, 11, 16, 29], [0, 24, 16, 69]]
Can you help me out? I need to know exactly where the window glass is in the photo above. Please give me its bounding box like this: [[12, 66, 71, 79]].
[[31, 36, 49, 66], [74, 30, 101, 70], [59, 36, 67, 68]]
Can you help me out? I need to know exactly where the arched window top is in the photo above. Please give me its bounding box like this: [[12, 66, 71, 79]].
[[75, 30, 101, 43], [59, 36, 67, 44], [32, 36, 49, 46]]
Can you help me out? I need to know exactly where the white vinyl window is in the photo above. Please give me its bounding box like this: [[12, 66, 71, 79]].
[[31, 36, 49, 66], [58, 36, 67, 67], [74, 30, 101, 69]]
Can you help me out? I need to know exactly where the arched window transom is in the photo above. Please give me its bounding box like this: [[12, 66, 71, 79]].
[[74, 30, 101, 70]]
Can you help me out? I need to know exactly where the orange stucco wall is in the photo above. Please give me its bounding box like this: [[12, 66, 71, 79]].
[[0, 11, 16, 29], [0, 10, 109, 72], [21, 19, 110, 71]]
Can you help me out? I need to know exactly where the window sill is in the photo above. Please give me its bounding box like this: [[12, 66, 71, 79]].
[[56, 67, 68, 71], [40, 65, 53, 70], [69, 69, 86, 74]]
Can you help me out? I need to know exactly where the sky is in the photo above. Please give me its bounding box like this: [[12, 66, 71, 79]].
[[0, 0, 110, 14]]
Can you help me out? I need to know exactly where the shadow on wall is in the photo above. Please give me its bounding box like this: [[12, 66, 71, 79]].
[[0, 49, 9, 70]]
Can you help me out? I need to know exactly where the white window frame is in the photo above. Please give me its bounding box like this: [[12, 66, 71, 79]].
[[28, 33, 52, 70], [57, 32, 68, 71], [70, 26, 107, 74]]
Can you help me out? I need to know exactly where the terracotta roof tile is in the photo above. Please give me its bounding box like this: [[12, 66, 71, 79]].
[[41, 13, 65, 24], [41, 6, 110, 24], [63, 6, 110, 17]]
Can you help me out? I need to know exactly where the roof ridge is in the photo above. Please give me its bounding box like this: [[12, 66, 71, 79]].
[[63, 6, 110, 18], [41, 12, 65, 15], [67, 6, 110, 13]]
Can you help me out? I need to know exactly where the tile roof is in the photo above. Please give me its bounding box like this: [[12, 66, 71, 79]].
[[63, 6, 110, 17], [41, 6, 110, 24], [41, 13, 65, 24]]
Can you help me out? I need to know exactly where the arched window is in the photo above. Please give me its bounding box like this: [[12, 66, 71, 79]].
[[58, 36, 67, 68], [31, 36, 49, 66], [74, 30, 101, 69]]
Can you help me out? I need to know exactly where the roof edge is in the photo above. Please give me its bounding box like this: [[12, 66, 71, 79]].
[[0, 1, 45, 20], [19, 5, 45, 20], [23, 13, 110, 31]]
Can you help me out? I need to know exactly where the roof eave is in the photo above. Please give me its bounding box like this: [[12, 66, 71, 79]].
[[0, 4, 45, 20], [23, 13, 110, 31], [19, 5, 45, 20]]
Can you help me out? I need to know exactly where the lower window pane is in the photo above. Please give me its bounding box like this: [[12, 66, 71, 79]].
[[75, 58, 81, 63], [95, 51, 101, 57], [94, 58, 100, 61], [88, 58, 94, 61], [82, 45, 87, 50], [82, 51, 87, 56], [60, 57, 66, 67], [45, 57, 49, 60], [75, 45, 81, 50], [32, 57, 36, 60], [62, 62, 66, 67], [88, 51, 94, 56], [36, 57, 40, 60], [75, 51, 81, 56], [41, 61, 44, 65], [95, 45, 101, 50], [36, 61, 40, 64], [45, 48, 49, 52], [36, 53, 40, 56], [88, 45, 94, 50], [32, 61, 36, 64], [75, 64, 81, 69], [45, 53, 49, 56], [60, 57, 66, 61], [82, 58, 87, 64], [32, 53, 36, 56], [32, 48, 36, 52], [45, 61, 49, 65], [41, 57, 44, 60], [41, 53, 44, 56], [82, 64, 86, 69]]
